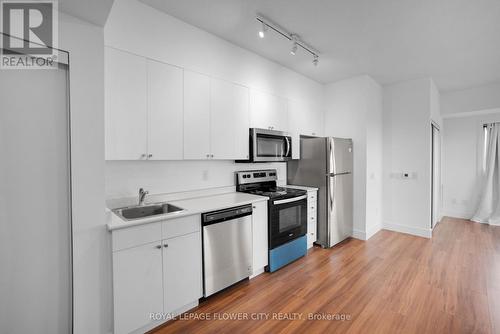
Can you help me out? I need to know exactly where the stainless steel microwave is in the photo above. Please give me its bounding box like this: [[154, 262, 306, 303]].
[[237, 128, 293, 163]]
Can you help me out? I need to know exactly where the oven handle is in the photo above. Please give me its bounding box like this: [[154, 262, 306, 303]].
[[273, 195, 307, 205]]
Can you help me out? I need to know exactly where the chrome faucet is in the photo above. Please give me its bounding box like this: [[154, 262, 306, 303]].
[[138, 188, 149, 206]]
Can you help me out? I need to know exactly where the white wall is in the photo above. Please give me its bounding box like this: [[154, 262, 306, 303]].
[[103, 0, 325, 199], [441, 82, 500, 115], [59, 13, 109, 334], [382, 78, 439, 238], [324, 75, 383, 240], [442, 110, 500, 218]]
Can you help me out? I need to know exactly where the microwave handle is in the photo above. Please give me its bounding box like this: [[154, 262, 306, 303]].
[[285, 137, 291, 157]]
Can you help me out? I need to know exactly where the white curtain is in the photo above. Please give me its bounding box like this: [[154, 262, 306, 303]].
[[472, 123, 500, 225]]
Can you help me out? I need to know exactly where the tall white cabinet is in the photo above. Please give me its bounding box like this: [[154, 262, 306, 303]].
[[251, 200, 268, 277]]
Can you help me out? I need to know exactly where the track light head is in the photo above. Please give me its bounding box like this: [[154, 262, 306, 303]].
[[313, 55, 319, 66], [290, 42, 298, 56], [258, 22, 267, 38]]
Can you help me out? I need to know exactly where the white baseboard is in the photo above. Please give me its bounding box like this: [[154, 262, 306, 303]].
[[441, 210, 473, 220], [352, 229, 366, 240], [383, 222, 432, 238], [352, 224, 382, 241], [250, 267, 265, 279]]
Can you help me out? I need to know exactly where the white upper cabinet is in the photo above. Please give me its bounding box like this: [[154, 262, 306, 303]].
[[288, 99, 323, 159], [210, 78, 250, 160], [147, 59, 183, 160], [250, 89, 288, 132], [183, 70, 211, 160], [105, 47, 148, 160]]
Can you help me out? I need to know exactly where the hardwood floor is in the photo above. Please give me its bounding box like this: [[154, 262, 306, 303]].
[[151, 217, 500, 334]]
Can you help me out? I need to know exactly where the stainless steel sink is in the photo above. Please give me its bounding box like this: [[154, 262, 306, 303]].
[[113, 203, 184, 221]]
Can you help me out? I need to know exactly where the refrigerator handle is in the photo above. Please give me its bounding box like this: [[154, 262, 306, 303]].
[[327, 171, 351, 177], [285, 137, 291, 157]]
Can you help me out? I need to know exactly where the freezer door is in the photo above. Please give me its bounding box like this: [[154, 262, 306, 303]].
[[328, 138, 353, 175], [327, 173, 353, 247]]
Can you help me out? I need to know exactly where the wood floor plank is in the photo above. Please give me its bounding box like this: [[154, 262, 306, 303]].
[[150, 217, 500, 334]]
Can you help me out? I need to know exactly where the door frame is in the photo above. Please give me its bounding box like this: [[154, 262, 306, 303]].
[[431, 121, 441, 229]]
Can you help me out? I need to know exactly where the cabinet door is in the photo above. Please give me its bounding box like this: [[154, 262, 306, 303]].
[[288, 99, 323, 159], [113, 242, 163, 334], [252, 201, 268, 274], [147, 59, 183, 160], [250, 90, 288, 131], [210, 78, 249, 160], [163, 231, 202, 314], [307, 190, 318, 248], [184, 70, 211, 159], [105, 47, 147, 160]]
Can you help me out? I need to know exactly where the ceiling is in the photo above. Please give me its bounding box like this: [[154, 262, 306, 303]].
[[140, 0, 500, 91], [59, 0, 114, 26]]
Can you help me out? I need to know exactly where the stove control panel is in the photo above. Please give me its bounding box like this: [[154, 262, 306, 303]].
[[236, 169, 278, 185]]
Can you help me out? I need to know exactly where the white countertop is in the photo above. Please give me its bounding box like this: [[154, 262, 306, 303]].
[[286, 184, 319, 191], [107, 192, 268, 231]]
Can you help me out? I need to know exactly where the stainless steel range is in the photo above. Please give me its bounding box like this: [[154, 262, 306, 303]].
[[236, 169, 308, 272]]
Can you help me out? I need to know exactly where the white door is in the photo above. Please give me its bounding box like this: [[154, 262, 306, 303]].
[[250, 89, 288, 131], [431, 124, 441, 228], [184, 70, 211, 159], [251, 201, 268, 275], [163, 232, 203, 314], [105, 47, 148, 160], [147, 59, 183, 160], [113, 242, 164, 334], [210, 78, 250, 160], [0, 56, 71, 334]]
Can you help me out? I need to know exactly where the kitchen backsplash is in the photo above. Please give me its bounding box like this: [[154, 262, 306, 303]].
[[105, 160, 287, 199]]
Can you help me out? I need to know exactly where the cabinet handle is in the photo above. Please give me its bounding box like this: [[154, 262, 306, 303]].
[[163, 244, 168, 248], [141, 154, 147, 159], [206, 154, 210, 158], [155, 245, 162, 249], [210, 154, 214, 158], [148, 154, 153, 158], [252, 206, 256, 209]]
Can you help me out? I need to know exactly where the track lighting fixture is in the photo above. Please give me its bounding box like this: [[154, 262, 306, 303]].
[[258, 22, 267, 38], [256, 14, 320, 66]]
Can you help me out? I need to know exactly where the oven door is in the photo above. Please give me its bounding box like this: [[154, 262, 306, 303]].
[[269, 195, 307, 249], [252, 128, 292, 162]]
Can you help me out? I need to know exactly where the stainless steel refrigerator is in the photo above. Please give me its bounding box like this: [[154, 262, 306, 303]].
[[287, 137, 353, 248]]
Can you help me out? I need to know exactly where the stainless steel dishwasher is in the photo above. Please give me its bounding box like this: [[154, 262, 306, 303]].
[[202, 204, 253, 297]]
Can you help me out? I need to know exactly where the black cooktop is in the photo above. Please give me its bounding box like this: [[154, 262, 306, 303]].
[[243, 186, 307, 199]]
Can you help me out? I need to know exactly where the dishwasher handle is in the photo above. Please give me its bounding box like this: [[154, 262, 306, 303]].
[[202, 204, 253, 226]]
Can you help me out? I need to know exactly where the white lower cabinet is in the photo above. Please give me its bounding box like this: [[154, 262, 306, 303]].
[[307, 190, 318, 248], [163, 231, 202, 314], [112, 215, 202, 334], [113, 241, 164, 334], [251, 200, 268, 276]]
